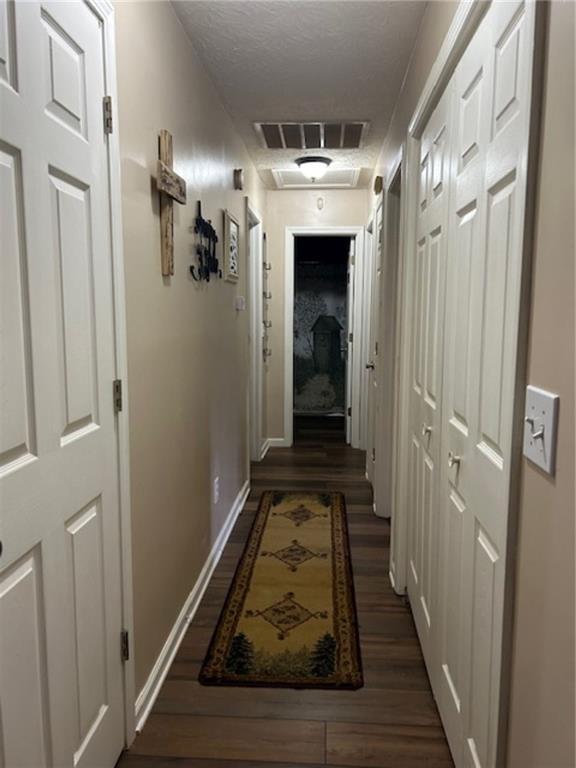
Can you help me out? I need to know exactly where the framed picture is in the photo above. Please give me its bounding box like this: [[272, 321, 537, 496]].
[[224, 209, 240, 282]]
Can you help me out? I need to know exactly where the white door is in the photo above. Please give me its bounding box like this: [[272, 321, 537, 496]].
[[364, 223, 376, 485], [375, 183, 400, 520], [436, 3, 538, 766], [345, 238, 355, 444], [406, 83, 452, 664], [0, 2, 126, 767]]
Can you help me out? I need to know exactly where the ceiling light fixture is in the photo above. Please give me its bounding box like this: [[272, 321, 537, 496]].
[[295, 156, 332, 182]]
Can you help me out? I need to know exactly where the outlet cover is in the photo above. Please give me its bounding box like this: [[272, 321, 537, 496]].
[[523, 385, 559, 475]]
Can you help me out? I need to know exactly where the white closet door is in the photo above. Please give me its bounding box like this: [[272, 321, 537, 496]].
[[406, 84, 452, 665], [365, 216, 379, 487], [0, 2, 125, 766], [437, 2, 537, 766]]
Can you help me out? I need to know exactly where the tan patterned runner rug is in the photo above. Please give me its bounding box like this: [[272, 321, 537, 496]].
[[199, 491, 363, 689]]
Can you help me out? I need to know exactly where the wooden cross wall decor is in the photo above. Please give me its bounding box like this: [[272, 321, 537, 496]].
[[157, 129, 187, 276]]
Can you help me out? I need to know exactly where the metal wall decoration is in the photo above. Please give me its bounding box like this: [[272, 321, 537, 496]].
[[190, 201, 220, 282], [262, 232, 272, 362], [223, 209, 240, 282]]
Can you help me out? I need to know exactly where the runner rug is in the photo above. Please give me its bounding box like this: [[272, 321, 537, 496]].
[[199, 490, 363, 689]]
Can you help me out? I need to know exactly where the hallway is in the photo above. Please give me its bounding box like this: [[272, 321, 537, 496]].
[[2, 2, 574, 767], [119, 427, 452, 767]]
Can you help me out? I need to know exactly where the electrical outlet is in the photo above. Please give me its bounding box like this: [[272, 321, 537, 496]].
[[213, 476, 220, 504]]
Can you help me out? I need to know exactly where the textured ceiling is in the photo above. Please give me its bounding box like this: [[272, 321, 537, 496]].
[[172, 1, 426, 188]]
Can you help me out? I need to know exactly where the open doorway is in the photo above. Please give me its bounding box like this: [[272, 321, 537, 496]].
[[292, 236, 350, 443]]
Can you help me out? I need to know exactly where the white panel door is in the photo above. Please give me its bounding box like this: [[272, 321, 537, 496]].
[[364, 223, 377, 485], [374, 185, 400, 520], [406, 83, 452, 664], [436, 3, 538, 766], [0, 2, 125, 767], [345, 238, 355, 445]]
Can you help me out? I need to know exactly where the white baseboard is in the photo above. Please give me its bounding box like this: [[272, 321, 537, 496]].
[[134, 478, 250, 732], [259, 438, 271, 460], [268, 437, 291, 448]]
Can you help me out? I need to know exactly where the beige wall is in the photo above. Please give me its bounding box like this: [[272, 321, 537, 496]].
[[264, 189, 370, 438], [372, 1, 458, 184], [507, 3, 575, 766], [115, 0, 266, 693], [370, 2, 575, 765]]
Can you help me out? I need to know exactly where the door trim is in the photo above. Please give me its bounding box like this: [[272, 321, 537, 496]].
[[89, 0, 136, 748], [283, 226, 365, 447], [245, 198, 264, 463], [375, 157, 401, 521], [360, 218, 375, 460]]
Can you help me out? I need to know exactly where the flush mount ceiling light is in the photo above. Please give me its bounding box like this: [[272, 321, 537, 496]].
[[295, 156, 332, 182]]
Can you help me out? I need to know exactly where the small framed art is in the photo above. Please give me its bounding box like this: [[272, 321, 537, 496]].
[[224, 209, 240, 282]]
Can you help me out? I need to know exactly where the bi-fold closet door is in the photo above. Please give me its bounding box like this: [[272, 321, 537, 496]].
[[404, 2, 539, 767]]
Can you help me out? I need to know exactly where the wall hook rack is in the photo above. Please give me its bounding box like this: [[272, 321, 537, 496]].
[[190, 201, 221, 282]]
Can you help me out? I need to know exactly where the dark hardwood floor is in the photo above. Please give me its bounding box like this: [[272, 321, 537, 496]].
[[119, 418, 453, 767]]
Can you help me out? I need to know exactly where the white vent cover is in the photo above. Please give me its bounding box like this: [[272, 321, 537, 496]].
[[255, 122, 369, 150], [272, 168, 361, 189]]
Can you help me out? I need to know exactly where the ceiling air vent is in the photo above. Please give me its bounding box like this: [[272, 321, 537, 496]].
[[255, 122, 368, 150]]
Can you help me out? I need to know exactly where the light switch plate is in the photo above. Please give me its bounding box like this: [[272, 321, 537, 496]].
[[235, 295, 246, 311], [523, 385, 559, 475]]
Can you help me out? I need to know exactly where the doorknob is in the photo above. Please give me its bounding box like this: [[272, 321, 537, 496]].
[[263, 291, 272, 300], [365, 361, 375, 370], [421, 424, 432, 437], [448, 451, 461, 468]]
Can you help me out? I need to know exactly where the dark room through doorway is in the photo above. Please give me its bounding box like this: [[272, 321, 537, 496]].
[[293, 235, 351, 443]]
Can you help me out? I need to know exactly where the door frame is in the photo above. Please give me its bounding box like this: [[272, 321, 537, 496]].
[[360, 218, 375, 461], [283, 225, 365, 447], [90, 0, 135, 747], [245, 198, 265, 462], [374, 155, 402, 521], [390, 0, 544, 762]]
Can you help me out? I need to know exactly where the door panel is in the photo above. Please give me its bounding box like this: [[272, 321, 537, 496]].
[[0, 2, 125, 767], [0, 143, 37, 471], [406, 84, 452, 664], [366, 210, 383, 488], [0, 550, 50, 768]]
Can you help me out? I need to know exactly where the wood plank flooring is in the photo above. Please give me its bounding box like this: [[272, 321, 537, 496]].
[[118, 419, 453, 768]]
